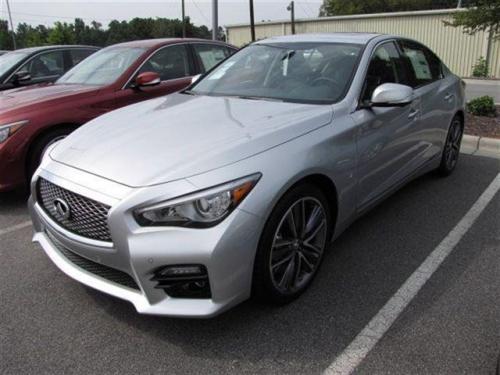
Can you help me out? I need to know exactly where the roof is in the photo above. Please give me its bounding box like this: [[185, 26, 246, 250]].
[[226, 8, 463, 28], [109, 38, 231, 49], [11, 45, 98, 54], [254, 33, 382, 45]]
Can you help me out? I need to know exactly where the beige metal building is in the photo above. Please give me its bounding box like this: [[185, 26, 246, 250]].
[[226, 9, 500, 78]]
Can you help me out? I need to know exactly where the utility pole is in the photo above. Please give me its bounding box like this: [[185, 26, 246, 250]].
[[181, 0, 186, 38], [457, 0, 462, 8], [287, 1, 295, 35], [5, 0, 16, 49], [212, 0, 218, 40], [249, 0, 256, 42]]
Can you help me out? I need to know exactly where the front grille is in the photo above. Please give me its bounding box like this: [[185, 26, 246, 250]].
[[46, 230, 140, 291], [37, 178, 112, 242]]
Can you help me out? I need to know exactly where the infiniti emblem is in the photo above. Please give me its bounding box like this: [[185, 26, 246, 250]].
[[53, 198, 71, 220]]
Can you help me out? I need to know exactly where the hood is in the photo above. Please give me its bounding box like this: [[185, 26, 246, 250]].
[[0, 83, 99, 112], [50, 93, 333, 187]]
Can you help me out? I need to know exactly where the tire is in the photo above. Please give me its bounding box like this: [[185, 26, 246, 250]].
[[252, 183, 333, 304], [26, 126, 75, 182], [438, 114, 463, 177]]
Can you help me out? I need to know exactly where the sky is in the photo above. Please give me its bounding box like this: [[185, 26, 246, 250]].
[[0, 0, 323, 30]]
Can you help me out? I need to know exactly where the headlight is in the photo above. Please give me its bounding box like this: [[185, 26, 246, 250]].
[[0, 120, 29, 144], [134, 173, 261, 228]]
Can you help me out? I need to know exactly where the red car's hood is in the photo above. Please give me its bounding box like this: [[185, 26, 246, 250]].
[[0, 83, 100, 112]]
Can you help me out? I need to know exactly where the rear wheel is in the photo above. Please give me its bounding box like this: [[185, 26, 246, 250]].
[[253, 184, 333, 304], [438, 115, 463, 177], [26, 127, 75, 183]]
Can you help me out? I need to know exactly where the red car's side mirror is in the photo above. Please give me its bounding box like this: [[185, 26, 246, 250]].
[[134, 72, 161, 88]]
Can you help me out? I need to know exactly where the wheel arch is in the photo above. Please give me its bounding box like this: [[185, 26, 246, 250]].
[[455, 110, 465, 126], [275, 173, 339, 233], [24, 122, 81, 176]]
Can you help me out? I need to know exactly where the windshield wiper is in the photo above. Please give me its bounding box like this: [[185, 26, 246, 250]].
[[234, 95, 283, 102]]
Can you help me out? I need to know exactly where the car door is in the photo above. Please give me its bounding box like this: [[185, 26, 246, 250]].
[[16, 50, 66, 86], [352, 41, 424, 210], [398, 40, 455, 160], [114, 44, 194, 108]]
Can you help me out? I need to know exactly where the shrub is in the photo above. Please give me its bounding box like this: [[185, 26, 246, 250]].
[[472, 56, 489, 78], [467, 96, 497, 117]]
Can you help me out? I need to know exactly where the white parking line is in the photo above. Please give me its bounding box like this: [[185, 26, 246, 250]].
[[0, 221, 32, 237], [324, 172, 500, 375]]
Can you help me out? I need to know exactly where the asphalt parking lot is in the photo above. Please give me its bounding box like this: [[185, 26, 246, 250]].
[[1, 153, 499, 375]]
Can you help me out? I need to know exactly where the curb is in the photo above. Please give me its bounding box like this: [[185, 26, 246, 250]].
[[462, 134, 500, 157]]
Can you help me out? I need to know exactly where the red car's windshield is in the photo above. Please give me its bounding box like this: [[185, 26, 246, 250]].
[[57, 47, 146, 86]]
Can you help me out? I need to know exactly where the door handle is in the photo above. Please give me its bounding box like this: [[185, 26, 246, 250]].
[[444, 93, 454, 100], [408, 109, 420, 120]]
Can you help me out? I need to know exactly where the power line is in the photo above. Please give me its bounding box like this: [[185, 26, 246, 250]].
[[302, 0, 319, 17], [296, 2, 312, 18], [191, 0, 210, 25], [0, 10, 119, 24], [5, 0, 16, 49]]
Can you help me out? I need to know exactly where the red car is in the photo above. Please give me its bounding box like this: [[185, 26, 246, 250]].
[[0, 38, 236, 192]]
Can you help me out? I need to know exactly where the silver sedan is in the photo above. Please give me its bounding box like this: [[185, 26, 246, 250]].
[[29, 33, 465, 317]]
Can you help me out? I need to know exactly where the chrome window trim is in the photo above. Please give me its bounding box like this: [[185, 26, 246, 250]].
[[121, 42, 194, 90]]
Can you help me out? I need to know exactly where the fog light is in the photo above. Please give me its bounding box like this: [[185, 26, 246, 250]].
[[151, 264, 211, 299], [158, 265, 203, 277]]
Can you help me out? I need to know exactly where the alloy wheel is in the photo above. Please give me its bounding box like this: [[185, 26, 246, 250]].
[[269, 197, 328, 294], [443, 119, 462, 171]]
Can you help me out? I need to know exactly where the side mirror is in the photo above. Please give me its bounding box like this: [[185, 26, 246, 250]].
[[13, 71, 31, 84], [191, 74, 202, 84], [134, 72, 160, 88], [371, 83, 413, 107]]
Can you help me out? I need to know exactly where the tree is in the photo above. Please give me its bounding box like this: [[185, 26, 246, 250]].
[[47, 22, 75, 45], [319, 0, 457, 16], [0, 17, 213, 50], [0, 20, 14, 50], [446, 0, 500, 39]]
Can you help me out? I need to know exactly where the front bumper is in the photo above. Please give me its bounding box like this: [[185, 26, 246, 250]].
[[29, 165, 262, 318], [0, 140, 26, 192]]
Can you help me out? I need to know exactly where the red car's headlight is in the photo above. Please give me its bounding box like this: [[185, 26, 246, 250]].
[[0, 120, 29, 144]]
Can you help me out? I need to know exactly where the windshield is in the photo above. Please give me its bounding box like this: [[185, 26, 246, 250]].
[[0, 52, 28, 77], [57, 47, 145, 85], [190, 43, 362, 104]]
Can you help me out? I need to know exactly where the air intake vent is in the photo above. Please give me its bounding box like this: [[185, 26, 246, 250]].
[[46, 230, 139, 291]]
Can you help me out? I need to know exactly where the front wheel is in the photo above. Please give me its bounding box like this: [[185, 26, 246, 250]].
[[438, 115, 463, 177], [252, 184, 333, 304], [27, 127, 75, 183]]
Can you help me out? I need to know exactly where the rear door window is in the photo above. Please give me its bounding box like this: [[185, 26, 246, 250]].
[[398, 41, 442, 87], [193, 44, 232, 72], [70, 49, 96, 67]]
